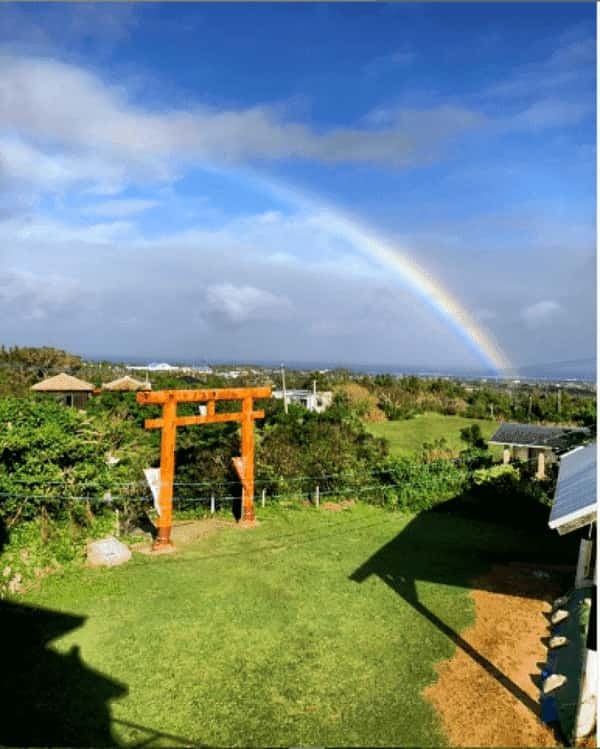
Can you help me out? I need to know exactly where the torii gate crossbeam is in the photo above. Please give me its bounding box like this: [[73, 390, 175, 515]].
[[137, 386, 271, 549]]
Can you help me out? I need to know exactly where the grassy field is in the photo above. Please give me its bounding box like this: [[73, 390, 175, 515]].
[[366, 412, 498, 457], [3, 503, 562, 748]]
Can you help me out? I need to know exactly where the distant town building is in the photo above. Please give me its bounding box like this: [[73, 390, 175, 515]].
[[31, 372, 95, 408], [102, 375, 151, 392], [488, 422, 590, 479], [193, 364, 213, 374], [126, 362, 212, 374], [272, 388, 333, 413], [129, 362, 179, 372]]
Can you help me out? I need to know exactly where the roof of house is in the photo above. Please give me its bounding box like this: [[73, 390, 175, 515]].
[[549, 442, 596, 535], [31, 373, 95, 392], [102, 375, 151, 391], [489, 422, 590, 450], [273, 389, 314, 398], [272, 389, 333, 398]]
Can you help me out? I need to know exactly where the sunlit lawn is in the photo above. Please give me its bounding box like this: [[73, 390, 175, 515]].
[[366, 412, 498, 457], [11, 503, 556, 747]]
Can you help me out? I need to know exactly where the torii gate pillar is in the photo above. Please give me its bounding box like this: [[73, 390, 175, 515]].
[[232, 395, 258, 525], [137, 387, 271, 549]]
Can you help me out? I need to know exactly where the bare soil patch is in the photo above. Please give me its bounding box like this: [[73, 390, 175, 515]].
[[131, 517, 236, 554], [321, 500, 355, 512], [424, 563, 567, 747]]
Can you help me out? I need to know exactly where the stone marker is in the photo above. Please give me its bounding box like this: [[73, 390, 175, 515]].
[[87, 536, 131, 567], [543, 673, 567, 694], [549, 635, 568, 649], [551, 609, 569, 625], [553, 594, 569, 609]]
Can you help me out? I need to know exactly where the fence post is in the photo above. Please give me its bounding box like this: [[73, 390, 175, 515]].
[[315, 485, 320, 509], [261, 488, 266, 508], [210, 494, 215, 515]]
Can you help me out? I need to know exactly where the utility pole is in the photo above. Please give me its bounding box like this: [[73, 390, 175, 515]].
[[528, 394, 533, 421], [557, 387, 561, 416], [281, 363, 288, 415]]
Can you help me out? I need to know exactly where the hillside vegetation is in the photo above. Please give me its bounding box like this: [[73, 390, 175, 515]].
[[366, 413, 498, 457]]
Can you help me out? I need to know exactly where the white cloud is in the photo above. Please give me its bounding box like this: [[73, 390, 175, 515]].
[[0, 136, 127, 194], [0, 44, 589, 207], [0, 203, 593, 370], [520, 300, 561, 328], [502, 98, 593, 132], [486, 28, 594, 100], [83, 199, 159, 218], [0, 53, 483, 176], [0, 215, 133, 244], [0, 3, 138, 53], [0, 269, 82, 320], [475, 308, 497, 322], [204, 283, 292, 324]]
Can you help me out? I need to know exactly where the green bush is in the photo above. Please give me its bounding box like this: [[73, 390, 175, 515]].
[[0, 512, 115, 598], [256, 399, 387, 498], [0, 397, 113, 523], [371, 456, 469, 512], [443, 463, 555, 529]]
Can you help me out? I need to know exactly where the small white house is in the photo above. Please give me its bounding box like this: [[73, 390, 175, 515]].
[[272, 388, 333, 413]]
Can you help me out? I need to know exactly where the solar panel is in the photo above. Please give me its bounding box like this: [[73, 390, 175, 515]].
[[549, 443, 596, 534], [489, 422, 590, 450]]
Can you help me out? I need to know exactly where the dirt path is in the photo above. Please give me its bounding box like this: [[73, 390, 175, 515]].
[[424, 563, 567, 747]]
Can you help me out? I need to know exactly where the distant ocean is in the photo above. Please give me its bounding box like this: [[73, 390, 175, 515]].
[[95, 354, 596, 383]]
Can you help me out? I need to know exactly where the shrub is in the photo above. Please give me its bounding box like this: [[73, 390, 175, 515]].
[[371, 456, 469, 512], [443, 463, 555, 529], [0, 397, 113, 524]]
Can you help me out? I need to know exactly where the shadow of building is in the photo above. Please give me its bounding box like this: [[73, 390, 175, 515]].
[[349, 510, 575, 719], [0, 517, 128, 747]]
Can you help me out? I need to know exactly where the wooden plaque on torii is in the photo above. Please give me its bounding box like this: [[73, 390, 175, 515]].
[[137, 386, 271, 549]]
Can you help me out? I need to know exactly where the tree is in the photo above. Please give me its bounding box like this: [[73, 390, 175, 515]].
[[459, 424, 487, 449], [0, 347, 84, 396]]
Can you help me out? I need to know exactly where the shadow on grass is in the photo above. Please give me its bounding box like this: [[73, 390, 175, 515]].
[[349, 507, 575, 720], [0, 518, 200, 748], [1, 598, 127, 746]]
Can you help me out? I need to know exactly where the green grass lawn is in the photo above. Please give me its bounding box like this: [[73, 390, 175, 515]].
[[3, 503, 563, 748], [366, 412, 498, 457]]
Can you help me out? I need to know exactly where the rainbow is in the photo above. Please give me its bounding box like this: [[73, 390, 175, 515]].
[[204, 164, 514, 375]]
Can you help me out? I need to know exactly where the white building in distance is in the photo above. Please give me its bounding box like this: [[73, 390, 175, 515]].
[[272, 388, 333, 413]]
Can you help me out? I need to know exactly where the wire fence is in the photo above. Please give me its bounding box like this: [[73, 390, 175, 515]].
[[2, 449, 544, 489], [0, 452, 549, 512]]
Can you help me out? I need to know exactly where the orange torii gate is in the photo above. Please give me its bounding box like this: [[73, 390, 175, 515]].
[[137, 386, 271, 549]]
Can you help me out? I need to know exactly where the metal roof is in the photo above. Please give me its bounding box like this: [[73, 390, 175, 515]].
[[489, 422, 590, 450], [549, 442, 596, 535]]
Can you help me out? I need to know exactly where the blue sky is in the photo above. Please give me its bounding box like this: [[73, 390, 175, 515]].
[[0, 3, 595, 374]]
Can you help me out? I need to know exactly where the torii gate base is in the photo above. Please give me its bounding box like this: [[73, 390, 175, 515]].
[[137, 387, 271, 550]]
